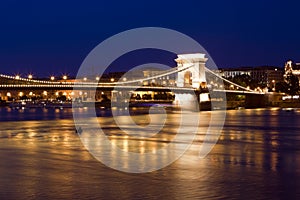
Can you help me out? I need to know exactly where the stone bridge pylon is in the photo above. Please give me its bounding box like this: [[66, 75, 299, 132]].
[[175, 53, 208, 89]]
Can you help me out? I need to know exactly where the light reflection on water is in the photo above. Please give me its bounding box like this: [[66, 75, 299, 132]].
[[0, 107, 300, 199]]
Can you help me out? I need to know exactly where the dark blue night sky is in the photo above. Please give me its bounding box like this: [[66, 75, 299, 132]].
[[0, 0, 299, 77]]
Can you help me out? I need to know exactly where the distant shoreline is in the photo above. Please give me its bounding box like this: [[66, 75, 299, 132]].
[[1, 100, 300, 110]]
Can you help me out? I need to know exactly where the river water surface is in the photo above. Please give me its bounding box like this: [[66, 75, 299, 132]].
[[0, 107, 299, 199]]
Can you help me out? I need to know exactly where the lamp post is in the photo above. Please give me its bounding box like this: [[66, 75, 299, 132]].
[[272, 80, 276, 92]]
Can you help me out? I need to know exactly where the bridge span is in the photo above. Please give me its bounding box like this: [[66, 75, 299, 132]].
[[0, 53, 266, 109]]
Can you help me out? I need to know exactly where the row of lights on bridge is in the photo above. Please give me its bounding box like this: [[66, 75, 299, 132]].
[[3, 74, 174, 85], [9, 74, 115, 82], [16, 74, 75, 81], [5, 91, 91, 97]]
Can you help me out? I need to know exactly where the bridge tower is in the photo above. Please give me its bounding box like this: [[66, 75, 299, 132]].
[[175, 53, 208, 89]]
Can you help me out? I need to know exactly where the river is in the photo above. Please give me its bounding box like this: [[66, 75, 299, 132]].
[[0, 107, 299, 199]]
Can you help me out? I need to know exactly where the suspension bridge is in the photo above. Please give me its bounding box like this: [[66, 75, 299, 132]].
[[0, 54, 261, 92], [0, 53, 265, 109]]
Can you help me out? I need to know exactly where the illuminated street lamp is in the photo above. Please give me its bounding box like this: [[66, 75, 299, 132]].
[[50, 76, 55, 81], [28, 74, 33, 79], [15, 75, 20, 80], [83, 77, 87, 81], [96, 76, 100, 81], [272, 80, 276, 91], [110, 78, 114, 82], [63, 75, 67, 80]]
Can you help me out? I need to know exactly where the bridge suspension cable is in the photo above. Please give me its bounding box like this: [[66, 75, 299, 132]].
[[1, 64, 195, 87], [93, 64, 195, 85], [1, 64, 260, 94], [204, 67, 256, 92]]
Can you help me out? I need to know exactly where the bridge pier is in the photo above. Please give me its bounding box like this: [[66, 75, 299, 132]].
[[173, 53, 212, 111], [173, 92, 199, 111], [173, 90, 213, 111]]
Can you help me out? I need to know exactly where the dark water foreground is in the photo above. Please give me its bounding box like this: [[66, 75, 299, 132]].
[[0, 107, 299, 199]]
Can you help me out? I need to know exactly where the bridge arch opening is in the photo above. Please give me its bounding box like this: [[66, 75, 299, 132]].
[[184, 71, 192, 87]]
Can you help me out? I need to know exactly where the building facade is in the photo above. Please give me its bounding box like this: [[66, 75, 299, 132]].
[[219, 66, 284, 87]]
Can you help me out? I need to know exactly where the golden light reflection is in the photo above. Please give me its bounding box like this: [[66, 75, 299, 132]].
[[122, 140, 128, 152]]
